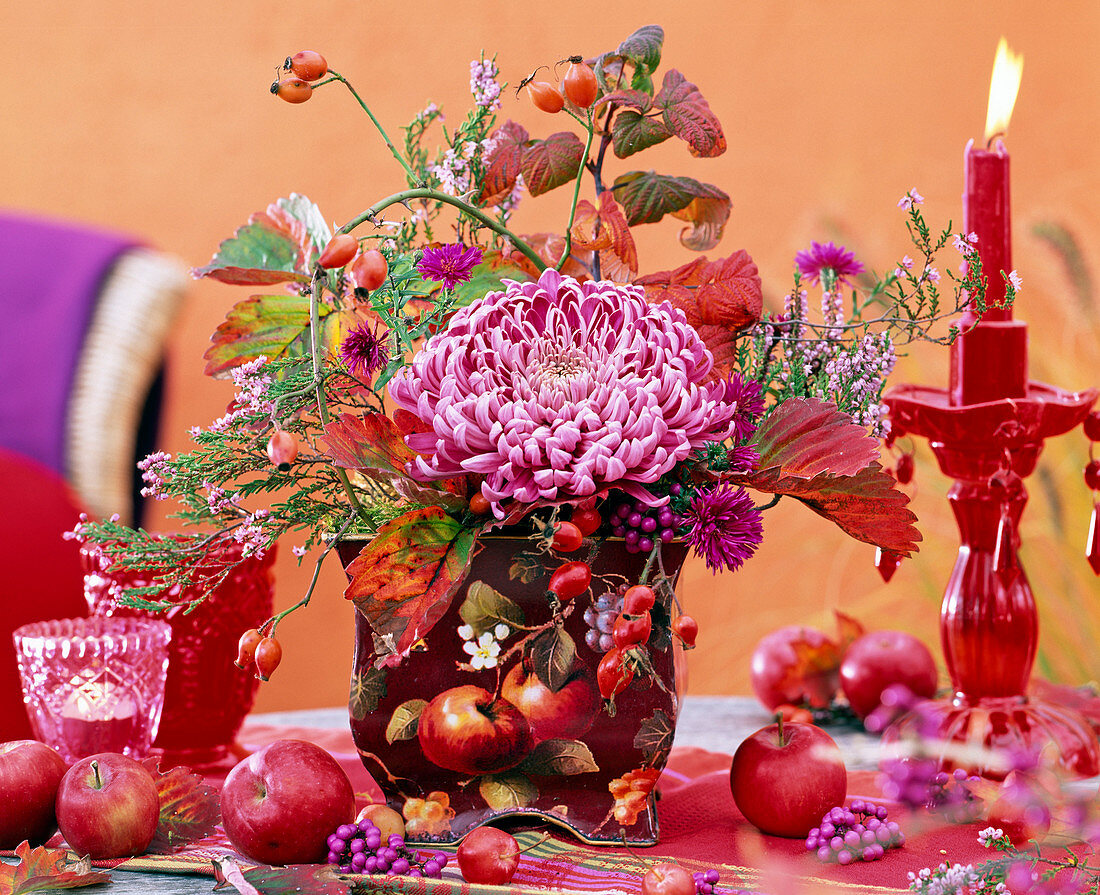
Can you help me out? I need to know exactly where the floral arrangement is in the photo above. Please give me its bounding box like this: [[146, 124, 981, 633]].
[[72, 25, 990, 683]]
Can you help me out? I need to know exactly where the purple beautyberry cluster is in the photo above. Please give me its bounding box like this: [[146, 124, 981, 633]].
[[326, 820, 448, 877], [610, 486, 683, 553], [693, 868, 721, 894], [805, 801, 903, 865], [583, 587, 624, 653], [879, 758, 981, 821]]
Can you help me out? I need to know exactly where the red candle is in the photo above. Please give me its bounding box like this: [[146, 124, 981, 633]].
[[963, 138, 1012, 322]]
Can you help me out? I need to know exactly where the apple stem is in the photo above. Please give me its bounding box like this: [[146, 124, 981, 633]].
[[775, 712, 787, 746], [91, 759, 103, 790], [516, 832, 552, 855]]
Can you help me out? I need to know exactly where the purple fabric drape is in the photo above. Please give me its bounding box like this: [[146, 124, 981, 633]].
[[0, 212, 139, 475]]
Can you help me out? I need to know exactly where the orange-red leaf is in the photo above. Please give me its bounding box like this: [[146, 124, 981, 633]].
[[751, 397, 881, 479], [479, 120, 529, 206], [521, 132, 586, 197], [319, 412, 417, 475], [654, 69, 726, 158], [343, 508, 477, 664], [636, 250, 763, 334], [0, 842, 110, 894], [569, 192, 638, 283], [140, 760, 220, 853], [834, 610, 867, 653]]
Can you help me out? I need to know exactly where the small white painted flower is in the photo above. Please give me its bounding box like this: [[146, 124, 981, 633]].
[[457, 624, 475, 641], [493, 623, 511, 640], [463, 631, 501, 670]]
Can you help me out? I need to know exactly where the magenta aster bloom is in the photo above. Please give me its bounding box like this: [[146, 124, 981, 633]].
[[339, 322, 390, 380], [388, 269, 739, 514], [794, 241, 865, 287], [720, 373, 765, 442], [417, 243, 483, 290], [682, 483, 764, 573]]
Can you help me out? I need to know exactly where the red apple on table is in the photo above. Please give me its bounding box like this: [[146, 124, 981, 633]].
[[750, 626, 841, 710], [0, 740, 68, 847], [730, 721, 847, 838], [55, 753, 160, 859], [220, 739, 355, 865], [457, 825, 520, 884], [642, 862, 696, 895], [417, 685, 533, 775], [501, 661, 600, 742], [839, 630, 938, 718]]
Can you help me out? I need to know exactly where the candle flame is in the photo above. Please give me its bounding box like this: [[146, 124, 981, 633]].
[[985, 38, 1023, 143]]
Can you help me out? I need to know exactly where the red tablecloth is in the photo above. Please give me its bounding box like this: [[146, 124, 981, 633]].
[[61, 720, 997, 895]]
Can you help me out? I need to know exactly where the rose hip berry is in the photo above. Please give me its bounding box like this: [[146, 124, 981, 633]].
[[548, 560, 591, 601], [235, 628, 264, 669], [551, 521, 583, 552], [284, 50, 328, 82], [526, 81, 564, 113], [571, 505, 602, 537], [612, 611, 651, 649], [271, 77, 312, 104], [468, 493, 491, 515], [672, 615, 698, 648], [597, 647, 634, 699], [562, 61, 598, 109], [349, 249, 388, 292], [254, 636, 283, 681], [267, 430, 298, 471], [622, 584, 656, 615], [1086, 460, 1100, 490], [318, 234, 358, 269]]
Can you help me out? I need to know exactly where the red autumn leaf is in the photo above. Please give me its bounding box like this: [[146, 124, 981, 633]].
[[611, 109, 673, 159], [478, 120, 529, 206], [343, 507, 477, 664], [669, 191, 731, 252], [192, 194, 329, 286], [636, 251, 763, 334], [510, 233, 592, 281], [729, 398, 921, 555], [782, 631, 844, 709], [319, 412, 417, 475], [139, 759, 220, 853], [616, 24, 665, 76], [204, 293, 360, 379], [834, 609, 867, 653], [393, 407, 431, 438], [693, 323, 740, 381], [654, 69, 727, 159], [569, 192, 638, 282], [520, 131, 586, 197], [610, 172, 730, 250], [0, 842, 111, 894], [597, 88, 654, 113], [212, 857, 350, 895], [751, 397, 883, 479]]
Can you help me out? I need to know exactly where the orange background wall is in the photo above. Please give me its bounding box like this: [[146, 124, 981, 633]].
[[5, 2, 1099, 712]]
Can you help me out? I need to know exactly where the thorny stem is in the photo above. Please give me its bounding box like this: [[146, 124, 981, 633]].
[[340, 188, 546, 272], [754, 494, 783, 512], [326, 71, 425, 188], [309, 271, 368, 521]]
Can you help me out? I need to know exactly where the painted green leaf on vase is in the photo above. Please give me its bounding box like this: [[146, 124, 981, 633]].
[[349, 665, 387, 720], [527, 625, 577, 693], [478, 772, 538, 810], [192, 194, 330, 286], [203, 293, 359, 379], [385, 699, 427, 744], [518, 738, 599, 776], [459, 581, 526, 637], [633, 709, 674, 762], [343, 507, 477, 664]]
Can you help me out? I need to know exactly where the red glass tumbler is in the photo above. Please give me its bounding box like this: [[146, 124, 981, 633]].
[[83, 543, 276, 766]]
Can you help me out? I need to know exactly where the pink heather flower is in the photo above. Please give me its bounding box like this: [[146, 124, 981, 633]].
[[388, 269, 739, 513], [952, 232, 979, 255], [469, 57, 502, 110], [339, 322, 390, 380], [681, 483, 763, 574], [138, 450, 173, 500], [897, 189, 924, 210], [794, 241, 865, 287], [923, 266, 941, 284], [417, 243, 483, 290], [1007, 269, 1022, 290]]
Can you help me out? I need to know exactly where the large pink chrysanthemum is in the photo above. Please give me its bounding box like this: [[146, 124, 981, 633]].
[[388, 269, 739, 514]]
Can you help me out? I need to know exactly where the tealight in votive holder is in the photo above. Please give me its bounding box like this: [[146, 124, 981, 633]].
[[13, 616, 171, 762]]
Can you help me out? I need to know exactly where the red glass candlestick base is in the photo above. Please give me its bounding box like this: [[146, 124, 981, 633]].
[[884, 380, 1100, 778]]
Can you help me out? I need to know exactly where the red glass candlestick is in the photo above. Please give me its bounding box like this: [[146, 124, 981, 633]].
[[883, 104, 1100, 775]]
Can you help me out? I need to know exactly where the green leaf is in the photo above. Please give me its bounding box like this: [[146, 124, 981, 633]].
[[0, 843, 110, 893], [385, 699, 427, 743], [611, 171, 729, 229], [518, 738, 599, 776], [192, 194, 330, 286], [612, 109, 673, 159], [141, 761, 220, 853], [459, 580, 526, 636], [654, 69, 726, 158], [509, 553, 544, 584], [520, 131, 586, 197], [478, 773, 538, 810], [449, 249, 533, 307], [528, 626, 576, 693], [349, 665, 387, 720], [633, 709, 674, 762], [617, 25, 664, 76], [343, 507, 477, 663], [203, 293, 358, 379]]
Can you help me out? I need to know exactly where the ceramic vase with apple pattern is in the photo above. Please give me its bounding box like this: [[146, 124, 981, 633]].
[[339, 535, 689, 846]]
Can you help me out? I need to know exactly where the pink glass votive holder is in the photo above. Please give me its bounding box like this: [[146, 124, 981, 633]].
[[13, 616, 171, 762]]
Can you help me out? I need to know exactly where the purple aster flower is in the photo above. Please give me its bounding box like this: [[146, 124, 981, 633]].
[[339, 322, 390, 380], [794, 241, 865, 287], [388, 269, 740, 515], [681, 483, 763, 573], [417, 243, 483, 290], [725, 445, 759, 475], [720, 374, 765, 442]]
